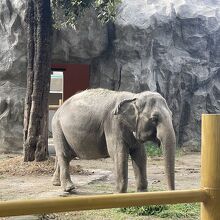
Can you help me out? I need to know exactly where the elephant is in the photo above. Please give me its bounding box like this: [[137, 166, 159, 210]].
[[52, 88, 176, 193]]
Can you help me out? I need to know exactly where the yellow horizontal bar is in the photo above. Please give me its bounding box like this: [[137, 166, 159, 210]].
[[0, 189, 208, 217], [49, 105, 60, 110]]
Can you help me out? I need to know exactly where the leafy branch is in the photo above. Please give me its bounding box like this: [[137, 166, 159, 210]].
[[51, 0, 121, 29]]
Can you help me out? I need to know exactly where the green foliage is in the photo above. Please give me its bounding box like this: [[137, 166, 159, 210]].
[[51, 0, 121, 29], [145, 142, 184, 158], [157, 203, 200, 219], [95, 0, 120, 23], [118, 205, 167, 216], [117, 203, 200, 219], [145, 142, 163, 157]]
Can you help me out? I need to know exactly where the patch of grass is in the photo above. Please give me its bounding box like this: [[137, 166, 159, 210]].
[[117, 203, 200, 219], [145, 142, 162, 157], [145, 142, 185, 158], [157, 203, 200, 219], [118, 204, 166, 216]]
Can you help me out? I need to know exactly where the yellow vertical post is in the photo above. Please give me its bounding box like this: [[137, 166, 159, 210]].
[[201, 114, 220, 220]]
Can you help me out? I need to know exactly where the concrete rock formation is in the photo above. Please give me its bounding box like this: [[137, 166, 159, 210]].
[[52, 8, 108, 62], [0, 82, 25, 153], [0, 0, 219, 152], [0, 0, 26, 152], [0, 0, 26, 87], [90, 0, 220, 148]]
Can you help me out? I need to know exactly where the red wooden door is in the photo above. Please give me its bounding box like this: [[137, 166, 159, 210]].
[[51, 64, 89, 101]]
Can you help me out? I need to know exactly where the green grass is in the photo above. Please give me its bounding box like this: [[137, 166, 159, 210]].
[[157, 203, 200, 219], [145, 142, 163, 157], [145, 142, 186, 158], [118, 204, 166, 216], [38, 204, 200, 220], [117, 203, 200, 219]]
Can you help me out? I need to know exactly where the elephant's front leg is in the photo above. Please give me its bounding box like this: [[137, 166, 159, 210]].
[[113, 145, 129, 193], [104, 119, 129, 193], [130, 144, 148, 192]]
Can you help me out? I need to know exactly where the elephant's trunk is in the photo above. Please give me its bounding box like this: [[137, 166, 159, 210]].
[[157, 119, 176, 190]]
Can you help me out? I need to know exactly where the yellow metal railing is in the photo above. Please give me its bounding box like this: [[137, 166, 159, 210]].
[[0, 189, 208, 217], [49, 99, 63, 110], [0, 114, 219, 219]]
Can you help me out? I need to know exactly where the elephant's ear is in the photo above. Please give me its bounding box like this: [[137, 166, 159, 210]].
[[113, 98, 138, 130], [113, 98, 137, 115]]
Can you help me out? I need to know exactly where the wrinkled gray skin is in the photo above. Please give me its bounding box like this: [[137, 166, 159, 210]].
[[52, 88, 176, 193]]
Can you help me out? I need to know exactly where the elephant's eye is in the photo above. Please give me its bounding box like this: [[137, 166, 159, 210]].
[[150, 116, 159, 125]]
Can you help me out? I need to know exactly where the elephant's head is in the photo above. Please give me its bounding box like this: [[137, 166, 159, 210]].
[[114, 91, 176, 190]]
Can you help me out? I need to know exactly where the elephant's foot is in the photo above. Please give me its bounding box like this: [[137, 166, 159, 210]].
[[52, 179, 61, 186], [52, 176, 61, 186], [63, 181, 76, 192], [137, 187, 148, 192], [137, 181, 148, 192], [116, 185, 127, 193]]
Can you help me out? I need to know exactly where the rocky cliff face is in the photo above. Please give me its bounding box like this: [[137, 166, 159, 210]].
[[0, 82, 25, 153], [0, 0, 219, 152], [0, 0, 26, 152], [90, 0, 220, 148]]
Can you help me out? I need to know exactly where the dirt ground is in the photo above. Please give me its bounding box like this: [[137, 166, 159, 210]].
[[0, 152, 201, 220]]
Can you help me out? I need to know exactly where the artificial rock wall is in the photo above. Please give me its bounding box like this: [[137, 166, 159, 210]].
[[90, 0, 220, 148], [0, 0, 219, 152]]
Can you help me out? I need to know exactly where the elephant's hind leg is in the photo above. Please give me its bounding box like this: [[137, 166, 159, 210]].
[[58, 155, 75, 192], [52, 121, 75, 192], [52, 157, 61, 186]]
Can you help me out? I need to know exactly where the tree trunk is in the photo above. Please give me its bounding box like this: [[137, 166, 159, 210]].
[[23, 0, 52, 161]]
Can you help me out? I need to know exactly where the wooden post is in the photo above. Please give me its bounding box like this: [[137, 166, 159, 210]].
[[201, 114, 220, 220]]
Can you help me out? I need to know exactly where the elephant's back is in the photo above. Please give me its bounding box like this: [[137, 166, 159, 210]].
[[69, 88, 118, 107], [63, 88, 134, 115], [52, 89, 114, 158], [53, 88, 135, 130], [52, 88, 135, 159]]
